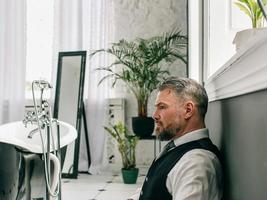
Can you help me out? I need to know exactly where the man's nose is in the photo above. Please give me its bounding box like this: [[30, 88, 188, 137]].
[[152, 110, 159, 121]]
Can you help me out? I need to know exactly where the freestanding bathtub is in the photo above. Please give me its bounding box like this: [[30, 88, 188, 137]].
[[0, 120, 77, 200]]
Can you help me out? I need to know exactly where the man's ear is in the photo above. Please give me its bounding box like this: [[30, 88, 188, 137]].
[[184, 101, 195, 119]]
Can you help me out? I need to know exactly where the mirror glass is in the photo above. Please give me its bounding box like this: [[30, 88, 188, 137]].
[[53, 51, 87, 178]]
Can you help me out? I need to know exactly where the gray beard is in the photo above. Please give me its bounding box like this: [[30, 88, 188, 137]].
[[157, 130, 175, 141], [156, 126, 180, 141]]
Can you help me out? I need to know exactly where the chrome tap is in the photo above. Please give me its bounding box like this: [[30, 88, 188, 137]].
[[23, 80, 52, 138], [27, 128, 39, 138], [23, 111, 36, 127], [23, 109, 48, 138]]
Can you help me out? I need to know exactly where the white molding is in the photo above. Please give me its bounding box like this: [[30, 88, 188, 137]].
[[205, 29, 267, 102]]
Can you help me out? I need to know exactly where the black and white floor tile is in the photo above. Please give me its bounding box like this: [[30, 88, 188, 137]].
[[61, 169, 146, 200]]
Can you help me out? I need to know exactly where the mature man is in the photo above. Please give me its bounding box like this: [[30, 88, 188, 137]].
[[129, 77, 223, 200]]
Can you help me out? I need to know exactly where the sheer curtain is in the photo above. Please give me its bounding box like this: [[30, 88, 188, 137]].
[[52, 0, 83, 86], [84, 0, 113, 174], [53, 0, 83, 52], [53, 0, 113, 174], [0, 0, 26, 124]]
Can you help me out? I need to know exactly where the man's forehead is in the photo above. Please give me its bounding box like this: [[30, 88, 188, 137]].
[[155, 89, 179, 104]]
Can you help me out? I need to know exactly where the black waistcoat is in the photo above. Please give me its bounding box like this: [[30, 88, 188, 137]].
[[139, 138, 222, 200]]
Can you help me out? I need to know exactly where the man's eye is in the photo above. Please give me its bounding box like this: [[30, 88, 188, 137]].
[[159, 105, 165, 109]]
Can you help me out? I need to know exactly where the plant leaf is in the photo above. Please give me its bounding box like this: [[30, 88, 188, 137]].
[[235, 2, 252, 18]]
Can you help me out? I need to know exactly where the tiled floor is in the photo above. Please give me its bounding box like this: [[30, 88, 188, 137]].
[[61, 168, 146, 200]]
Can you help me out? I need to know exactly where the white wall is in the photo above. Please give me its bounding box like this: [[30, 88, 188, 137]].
[[109, 0, 188, 167], [112, 0, 187, 126]]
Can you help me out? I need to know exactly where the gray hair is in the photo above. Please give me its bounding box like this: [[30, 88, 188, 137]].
[[158, 77, 209, 119]]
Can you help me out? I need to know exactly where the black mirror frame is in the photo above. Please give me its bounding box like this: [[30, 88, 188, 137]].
[[53, 50, 87, 178]]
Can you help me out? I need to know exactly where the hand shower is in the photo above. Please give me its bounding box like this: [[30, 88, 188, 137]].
[[33, 80, 53, 89], [30, 79, 61, 198]]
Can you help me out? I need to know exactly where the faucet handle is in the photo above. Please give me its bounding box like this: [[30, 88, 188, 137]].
[[25, 110, 35, 119], [23, 110, 36, 127]]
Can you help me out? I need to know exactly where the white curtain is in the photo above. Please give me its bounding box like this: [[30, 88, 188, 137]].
[[52, 0, 84, 86], [85, 0, 113, 174], [53, 0, 113, 174], [0, 0, 26, 124], [53, 0, 83, 52]]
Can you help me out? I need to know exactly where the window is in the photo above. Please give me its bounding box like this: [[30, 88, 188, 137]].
[[25, 0, 54, 99], [203, 0, 251, 81]]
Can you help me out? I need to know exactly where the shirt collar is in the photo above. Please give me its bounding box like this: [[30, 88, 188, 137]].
[[173, 128, 209, 147]]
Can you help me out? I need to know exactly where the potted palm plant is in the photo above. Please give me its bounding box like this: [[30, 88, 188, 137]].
[[91, 29, 187, 137], [104, 122, 139, 184]]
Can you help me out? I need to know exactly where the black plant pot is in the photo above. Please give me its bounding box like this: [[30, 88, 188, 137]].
[[132, 116, 155, 138]]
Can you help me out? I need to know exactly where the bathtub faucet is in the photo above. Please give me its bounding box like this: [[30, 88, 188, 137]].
[[22, 103, 50, 127], [23, 109, 50, 139], [23, 80, 52, 138], [23, 111, 36, 127]]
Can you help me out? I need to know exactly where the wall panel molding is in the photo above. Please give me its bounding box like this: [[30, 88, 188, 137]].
[[205, 29, 267, 101]]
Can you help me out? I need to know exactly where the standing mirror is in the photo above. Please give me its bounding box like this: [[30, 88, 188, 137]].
[[54, 51, 87, 178]]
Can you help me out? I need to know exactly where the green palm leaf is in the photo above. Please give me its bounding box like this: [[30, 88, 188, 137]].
[[91, 29, 187, 117]]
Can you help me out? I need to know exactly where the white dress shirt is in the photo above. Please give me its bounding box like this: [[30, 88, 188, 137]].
[[129, 128, 223, 200]]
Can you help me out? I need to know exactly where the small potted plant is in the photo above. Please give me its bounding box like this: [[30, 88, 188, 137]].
[[91, 29, 187, 137], [233, 0, 267, 50], [104, 122, 139, 184], [234, 0, 267, 28]]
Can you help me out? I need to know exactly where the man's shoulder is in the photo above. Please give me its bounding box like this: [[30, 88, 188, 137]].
[[167, 149, 223, 200], [182, 148, 220, 164], [170, 148, 222, 177]]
